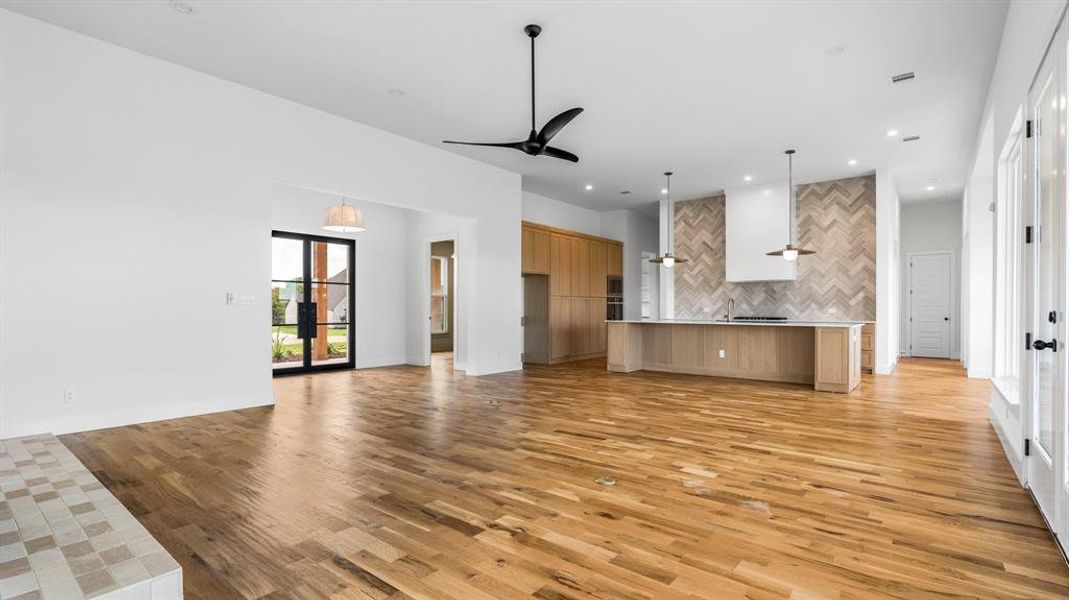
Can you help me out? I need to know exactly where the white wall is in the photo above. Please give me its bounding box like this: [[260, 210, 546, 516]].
[[900, 199, 964, 358], [875, 168, 902, 374], [599, 209, 659, 320], [521, 191, 602, 237], [271, 187, 410, 369], [0, 11, 522, 437], [963, 113, 996, 379], [404, 210, 475, 370], [969, 0, 1067, 477]]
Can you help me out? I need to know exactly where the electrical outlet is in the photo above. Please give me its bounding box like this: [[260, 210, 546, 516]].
[[718, 349, 726, 359], [64, 388, 78, 404], [226, 292, 236, 305]]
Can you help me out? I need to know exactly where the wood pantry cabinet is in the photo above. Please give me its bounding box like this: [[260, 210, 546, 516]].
[[522, 221, 622, 363]]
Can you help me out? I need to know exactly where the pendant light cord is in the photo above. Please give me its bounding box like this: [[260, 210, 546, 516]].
[[786, 151, 795, 247], [530, 35, 536, 133]]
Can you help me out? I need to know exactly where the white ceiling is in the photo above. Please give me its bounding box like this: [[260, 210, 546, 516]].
[[2, 1, 1007, 212]]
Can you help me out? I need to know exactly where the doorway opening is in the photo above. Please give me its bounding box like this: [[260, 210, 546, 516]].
[[429, 239, 456, 370], [271, 231, 355, 374]]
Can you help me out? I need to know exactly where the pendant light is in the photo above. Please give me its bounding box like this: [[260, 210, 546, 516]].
[[322, 199, 366, 233], [649, 172, 688, 267], [766, 149, 814, 261]]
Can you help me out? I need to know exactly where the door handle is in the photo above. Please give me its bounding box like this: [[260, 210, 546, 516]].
[[1033, 338, 1057, 352], [944, 317, 949, 321]]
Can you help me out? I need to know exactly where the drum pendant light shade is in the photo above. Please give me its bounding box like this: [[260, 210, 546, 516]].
[[323, 201, 366, 233]]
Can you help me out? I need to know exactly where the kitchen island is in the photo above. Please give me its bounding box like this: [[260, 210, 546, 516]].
[[607, 319, 864, 393]]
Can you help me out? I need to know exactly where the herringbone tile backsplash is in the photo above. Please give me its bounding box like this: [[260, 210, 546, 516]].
[[674, 175, 876, 321]]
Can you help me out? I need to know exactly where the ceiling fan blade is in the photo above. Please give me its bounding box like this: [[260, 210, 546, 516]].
[[442, 140, 526, 150], [541, 146, 579, 163], [536, 107, 583, 145]]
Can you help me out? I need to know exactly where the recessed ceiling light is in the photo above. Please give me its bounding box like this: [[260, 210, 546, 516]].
[[743, 175, 752, 182], [847, 159, 858, 166], [387, 88, 405, 97], [926, 185, 935, 191], [585, 184, 593, 191], [169, 1, 194, 15], [887, 129, 899, 137], [661, 188, 668, 194], [825, 45, 845, 56]]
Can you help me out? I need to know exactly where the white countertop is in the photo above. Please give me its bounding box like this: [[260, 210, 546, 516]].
[[608, 319, 866, 328]]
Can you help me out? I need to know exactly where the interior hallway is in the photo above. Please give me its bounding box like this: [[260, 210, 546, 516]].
[[60, 359, 1069, 599]]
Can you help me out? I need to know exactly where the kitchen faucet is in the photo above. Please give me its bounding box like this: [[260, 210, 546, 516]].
[[727, 298, 735, 322]]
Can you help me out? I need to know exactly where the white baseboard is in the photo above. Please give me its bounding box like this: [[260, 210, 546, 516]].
[[356, 355, 407, 369], [2, 394, 275, 438], [988, 402, 1025, 484], [467, 360, 522, 376], [968, 367, 992, 379]]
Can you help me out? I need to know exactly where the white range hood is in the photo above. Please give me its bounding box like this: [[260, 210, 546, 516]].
[[724, 182, 798, 282]]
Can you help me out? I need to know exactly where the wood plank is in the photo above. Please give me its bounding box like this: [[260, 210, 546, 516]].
[[549, 295, 571, 360], [570, 238, 591, 298], [589, 241, 608, 298], [60, 356, 1069, 600], [607, 243, 623, 277], [550, 234, 572, 297]]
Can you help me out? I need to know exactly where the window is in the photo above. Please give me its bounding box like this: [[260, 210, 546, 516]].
[[431, 256, 449, 334], [994, 127, 1024, 400]]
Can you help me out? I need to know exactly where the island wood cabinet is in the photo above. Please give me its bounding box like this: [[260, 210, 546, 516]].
[[607, 321, 863, 393], [522, 221, 622, 363], [860, 323, 875, 373]]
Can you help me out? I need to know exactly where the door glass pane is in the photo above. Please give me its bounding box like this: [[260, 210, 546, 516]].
[[311, 241, 350, 282], [272, 325, 305, 369], [311, 283, 350, 324], [311, 324, 349, 366], [272, 281, 304, 325], [1034, 72, 1056, 456], [272, 237, 304, 281]]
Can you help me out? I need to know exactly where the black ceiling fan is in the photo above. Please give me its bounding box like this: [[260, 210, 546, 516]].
[[443, 24, 583, 163]]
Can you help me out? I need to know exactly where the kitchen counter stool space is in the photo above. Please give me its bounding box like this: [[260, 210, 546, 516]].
[[0, 434, 182, 600]]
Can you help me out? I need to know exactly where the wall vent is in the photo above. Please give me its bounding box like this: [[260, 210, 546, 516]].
[[902, 135, 921, 142], [891, 71, 916, 84]]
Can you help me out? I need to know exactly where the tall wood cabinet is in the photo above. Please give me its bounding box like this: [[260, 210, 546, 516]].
[[522, 221, 623, 363]]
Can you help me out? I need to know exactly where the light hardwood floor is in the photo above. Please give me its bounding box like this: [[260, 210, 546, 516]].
[[61, 357, 1069, 599]]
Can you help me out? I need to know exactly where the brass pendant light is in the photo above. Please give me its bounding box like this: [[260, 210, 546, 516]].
[[766, 150, 815, 261], [649, 172, 688, 267]]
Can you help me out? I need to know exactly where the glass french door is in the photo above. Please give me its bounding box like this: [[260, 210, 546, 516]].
[[271, 231, 355, 374], [1026, 46, 1063, 531]]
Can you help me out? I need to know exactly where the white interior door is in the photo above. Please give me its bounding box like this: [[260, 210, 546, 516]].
[[1026, 48, 1062, 531], [909, 252, 952, 358]]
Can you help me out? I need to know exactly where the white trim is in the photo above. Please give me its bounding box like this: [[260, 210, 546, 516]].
[[905, 250, 956, 359], [355, 355, 407, 369], [2, 394, 274, 438], [990, 402, 1026, 484], [467, 360, 522, 376]]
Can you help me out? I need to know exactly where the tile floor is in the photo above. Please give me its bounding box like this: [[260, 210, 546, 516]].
[[0, 434, 181, 600]]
